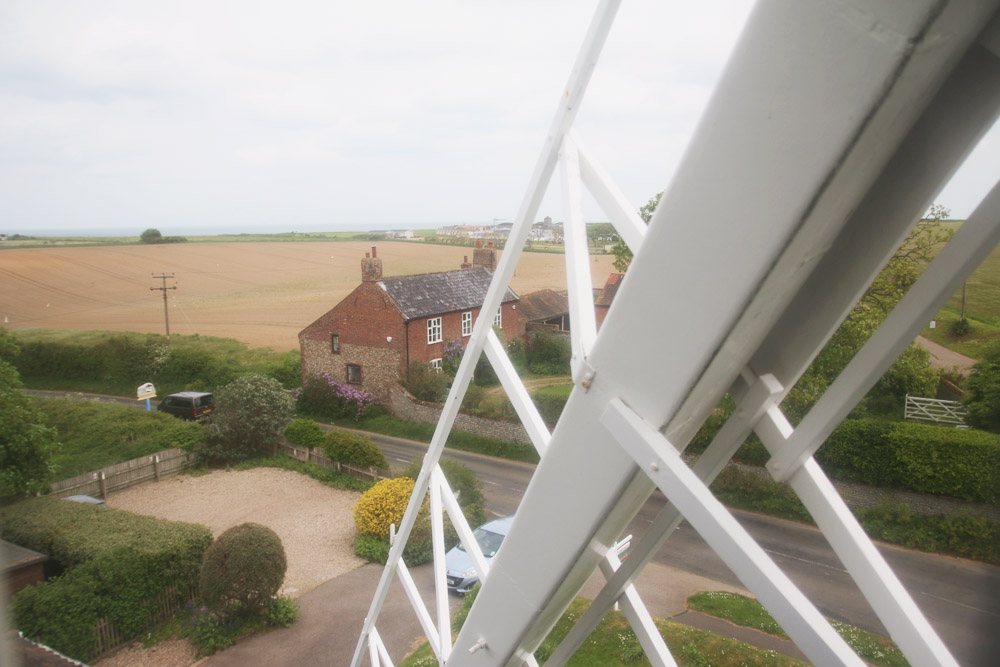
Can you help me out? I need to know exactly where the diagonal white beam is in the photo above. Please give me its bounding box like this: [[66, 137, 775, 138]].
[[559, 133, 599, 379], [752, 401, 958, 666], [484, 329, 551, 456], [430, 469, 452, 660], [601, 397, 863, 665], [396, 558, 442, 660], [545, 371, 784, 662], [351, 3, 624, 664], [574, 130, 647, 253], [767, 178, 1000, 479]]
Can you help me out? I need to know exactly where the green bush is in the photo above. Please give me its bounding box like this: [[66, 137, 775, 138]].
[[400, 456, 487, 534], [526, 330, 571, 375], [283, 418, 325, 449], [200, 375, 294, 463], [856, 502, 999, 563], [530, 384, 572, 429], [266, 596, 299, 627], [352, 532, 433, 567], [818, 419, 1000, 502], [2, 497, 212, 661], [402, 362, 449, 402], [200, 523, 287, 618], [322, 429, 389, 469]]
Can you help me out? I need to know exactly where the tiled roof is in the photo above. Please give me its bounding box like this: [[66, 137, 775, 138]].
[[518, 289, 569, 322], [595, 273, 624, 307], [379, 267, 518, 320]]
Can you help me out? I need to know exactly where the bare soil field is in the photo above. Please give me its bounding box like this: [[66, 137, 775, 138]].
[[0, 241, 615, 351]]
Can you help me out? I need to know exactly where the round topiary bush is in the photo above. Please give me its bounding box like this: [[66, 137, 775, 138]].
[[283, 418, 325, 449], [323, 429, 389, 469], [353, 477, 416, 538], [200, 523, 287, 617]]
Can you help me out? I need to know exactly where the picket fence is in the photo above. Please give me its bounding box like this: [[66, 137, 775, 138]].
[[275, 441, 392, 482], [49, 447, 194, 500]]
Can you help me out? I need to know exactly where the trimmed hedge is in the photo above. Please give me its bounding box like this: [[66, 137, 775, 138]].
[[323, 429, 389, 469], [1, 496, 212, 661], [817, 420, 1000, 503]]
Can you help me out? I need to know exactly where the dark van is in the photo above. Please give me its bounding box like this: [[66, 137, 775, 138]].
[[157, 391, 214, 421]]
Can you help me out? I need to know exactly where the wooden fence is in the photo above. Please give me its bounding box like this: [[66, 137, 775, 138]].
[[275, 441, 391, 482], [49, 448, 195, 500], [92, 583, 196, 659], [904, 394, 968, 426]]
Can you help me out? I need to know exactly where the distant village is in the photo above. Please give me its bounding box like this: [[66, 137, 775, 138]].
[[377, 217, 564, 243]]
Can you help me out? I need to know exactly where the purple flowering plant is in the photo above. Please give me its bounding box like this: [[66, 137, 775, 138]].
[[293, 372, 379, 420]]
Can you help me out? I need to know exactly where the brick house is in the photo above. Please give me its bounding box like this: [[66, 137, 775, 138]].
[[594, 272, 624, 327], [298, 244, 523, 399]]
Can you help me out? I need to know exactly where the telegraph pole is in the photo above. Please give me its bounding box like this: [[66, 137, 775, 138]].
[[150, 274, 177, 342]]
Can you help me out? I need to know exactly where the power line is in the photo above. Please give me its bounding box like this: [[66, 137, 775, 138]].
[[150, 273, 177, 342]]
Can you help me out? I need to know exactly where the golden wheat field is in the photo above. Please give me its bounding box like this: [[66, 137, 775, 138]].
[[0, 241, 617, 351]]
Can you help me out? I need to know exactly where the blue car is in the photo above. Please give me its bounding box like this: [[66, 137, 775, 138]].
[[445, 515, 514, 594]]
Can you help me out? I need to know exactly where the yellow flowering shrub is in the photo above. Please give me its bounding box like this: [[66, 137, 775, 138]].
[[353, 477, 417, 537]]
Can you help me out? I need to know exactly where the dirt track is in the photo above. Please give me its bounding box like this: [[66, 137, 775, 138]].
[[0, 241, 615, 351]]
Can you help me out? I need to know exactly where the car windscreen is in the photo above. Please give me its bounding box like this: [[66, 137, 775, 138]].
[[457, 527, 504, 558]]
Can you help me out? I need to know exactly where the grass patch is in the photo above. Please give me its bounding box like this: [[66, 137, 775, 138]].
[[688, 591, 908, 667], [329, 414, 540, 464], [230, 455, 374, 492], [920, 309, 1000, 360], [35, 398, 204, 481], [401, 595, 807, 666]]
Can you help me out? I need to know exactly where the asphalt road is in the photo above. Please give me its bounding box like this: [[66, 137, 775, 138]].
[[371, 431, 1000, 666], [28, 390, 1000, 663]]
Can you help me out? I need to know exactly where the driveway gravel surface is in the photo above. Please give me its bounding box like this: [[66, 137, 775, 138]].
[[96, 467, 366, 667]]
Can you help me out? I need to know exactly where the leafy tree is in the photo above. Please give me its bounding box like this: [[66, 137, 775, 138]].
[[587, 223, 618, 248], [139, 228, 163, 244], [0, 329, 60, 495], [612, 192, 661, 272], [782, 205, 950, 421], [200, 374, 294, 462], [964, 340, 1000, 433]]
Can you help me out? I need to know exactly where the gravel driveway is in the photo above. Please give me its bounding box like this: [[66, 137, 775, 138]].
[[97, 467, 366, 667]]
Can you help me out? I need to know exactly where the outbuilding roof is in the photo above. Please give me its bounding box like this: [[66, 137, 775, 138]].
[[378, 267, 518, 320], [518, 289, 569, 322]]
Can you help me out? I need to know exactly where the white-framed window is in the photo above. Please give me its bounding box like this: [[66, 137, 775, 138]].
[[493, 307, 502, 327], [427, 316, 442, 344], [462, 311, 472, 336], [430, 358, 443, 372]]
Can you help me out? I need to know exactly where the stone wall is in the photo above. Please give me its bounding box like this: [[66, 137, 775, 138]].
[[389, 385, 533, 446], [301, 338, 401, 401]]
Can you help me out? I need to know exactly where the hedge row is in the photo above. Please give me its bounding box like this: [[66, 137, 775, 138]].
[[1, 497, 212, 660], [816, 420, 1000, 503], [12, 332, 300, 396]]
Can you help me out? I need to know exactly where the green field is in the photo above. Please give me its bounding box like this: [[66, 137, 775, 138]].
[[921, 225, 1000, 358]]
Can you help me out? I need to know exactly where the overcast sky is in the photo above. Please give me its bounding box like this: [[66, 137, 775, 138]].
[[2, 1, 997, 235]]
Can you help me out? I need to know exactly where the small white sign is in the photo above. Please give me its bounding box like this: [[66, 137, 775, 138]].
[[929, 320, 936, 329], [137, 382, 156, 400]]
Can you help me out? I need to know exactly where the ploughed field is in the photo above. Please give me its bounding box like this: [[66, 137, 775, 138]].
[[1, 241, 615, 351]]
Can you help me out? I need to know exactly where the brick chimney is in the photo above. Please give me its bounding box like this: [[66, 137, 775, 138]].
[[473, 240, 496, 271], [362, 244, 383, 282], [460, 255, 472, 269]]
